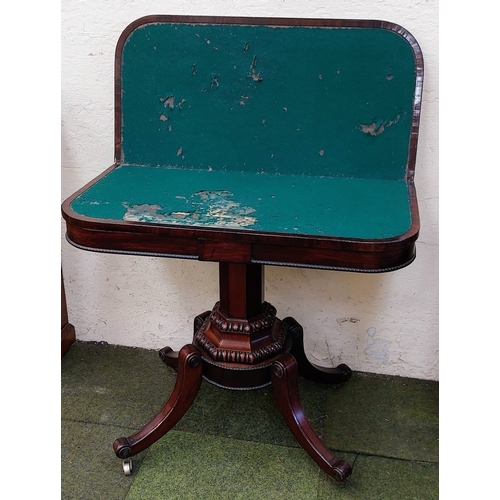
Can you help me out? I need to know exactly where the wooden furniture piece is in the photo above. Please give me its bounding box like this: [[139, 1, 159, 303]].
[[61, 270, 76, 358], [62, 15, 423, 484]]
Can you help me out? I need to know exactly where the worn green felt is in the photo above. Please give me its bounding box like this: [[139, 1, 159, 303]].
[[71, 165, 411, 239], [72, 23, 417, 239], [120, 23, 416, 179]]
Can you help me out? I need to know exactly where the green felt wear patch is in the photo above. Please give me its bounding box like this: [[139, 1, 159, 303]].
[[71, 165, 411, 239], [119, 23, 416, 180]]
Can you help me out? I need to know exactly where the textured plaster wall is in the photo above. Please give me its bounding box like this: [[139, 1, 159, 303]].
[[61, 0, 439, 380]]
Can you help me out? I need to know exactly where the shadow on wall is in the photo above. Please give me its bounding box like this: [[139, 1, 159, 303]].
[[265, 265, 402, 369]]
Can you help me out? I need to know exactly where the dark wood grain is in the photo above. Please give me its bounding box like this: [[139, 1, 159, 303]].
[[62, 16, 424, 485], [63, 184, 419, 271], [61, 271, 75, 358], [272, 353, 352, 482], [63, 15, 422, 273], [113, 344, 203, 459]]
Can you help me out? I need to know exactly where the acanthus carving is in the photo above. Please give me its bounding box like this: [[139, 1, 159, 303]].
[[194, 302, 287, 364], [208, 301, 277, 334]]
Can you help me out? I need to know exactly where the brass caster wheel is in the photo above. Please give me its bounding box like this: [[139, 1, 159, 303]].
[[122, 458, 133, 476]]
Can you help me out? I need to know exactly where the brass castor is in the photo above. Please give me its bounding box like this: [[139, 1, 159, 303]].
[[122, 458, 132, 476]]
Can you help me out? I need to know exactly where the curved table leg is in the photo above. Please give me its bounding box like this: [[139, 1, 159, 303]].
[[271, 353, 352, 483], [283, 317, 352, 385], [157, 311, 211, 373], [194, 310, 211, 333], [113, 344, 203, 459], [159, 346, 179, 372]]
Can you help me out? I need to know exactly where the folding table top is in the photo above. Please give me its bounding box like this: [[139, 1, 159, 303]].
[[63, 16, 423, 272], [71, 165, 411, 240]]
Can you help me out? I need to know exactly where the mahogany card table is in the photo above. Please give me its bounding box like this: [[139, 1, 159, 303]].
[[62, 15, 423, 484]]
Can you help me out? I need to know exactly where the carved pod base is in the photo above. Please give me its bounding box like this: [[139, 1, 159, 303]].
[[194, 301, 287, 365], [192, 301, 292, 389], [113, 259, 354, 482]]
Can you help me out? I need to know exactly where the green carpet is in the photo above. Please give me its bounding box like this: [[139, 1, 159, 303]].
[[62, 342, 438, 499]]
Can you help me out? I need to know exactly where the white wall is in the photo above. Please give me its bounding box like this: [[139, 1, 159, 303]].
[[61, 0, 439, 380]]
